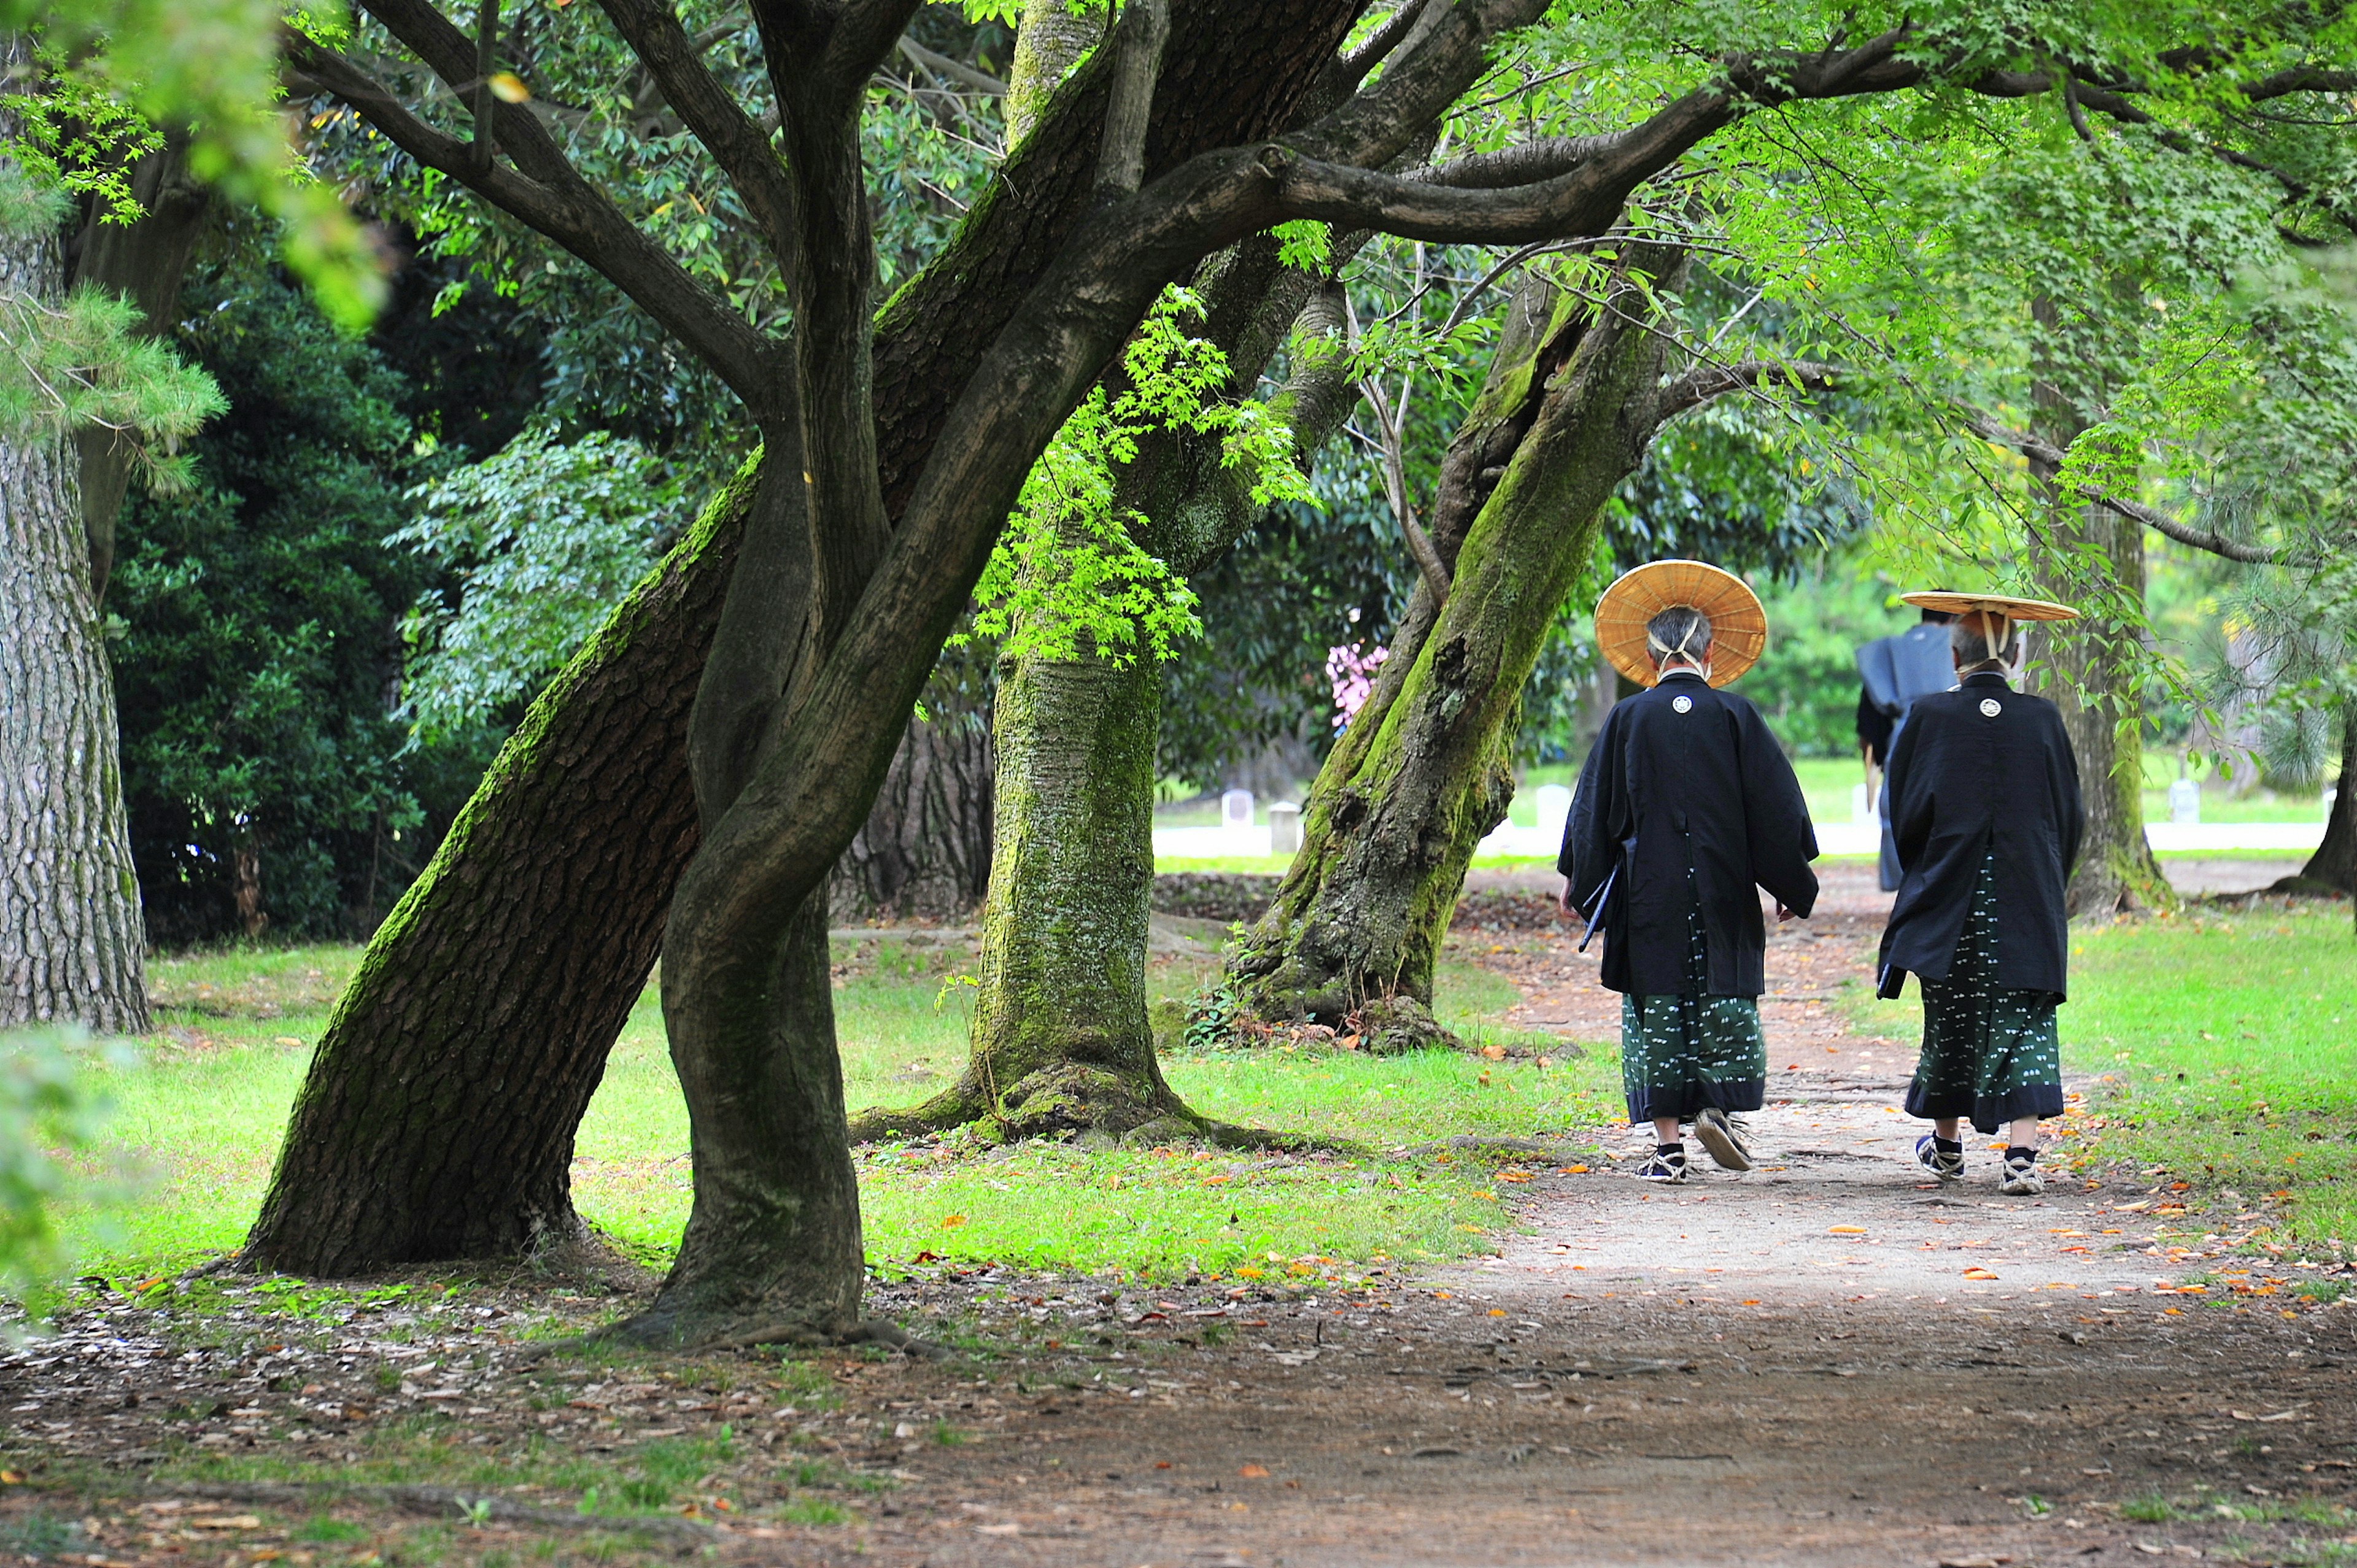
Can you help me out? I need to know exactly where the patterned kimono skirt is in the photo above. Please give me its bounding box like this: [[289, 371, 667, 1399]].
[[1903, 850, 2066, 1134], [1619, 906, 1767, 1125]]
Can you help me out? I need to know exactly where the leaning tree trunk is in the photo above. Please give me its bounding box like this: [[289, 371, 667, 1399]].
[[0, 145, 151, 1036], [2277, 698, 2355, 897], [244, 0, 1369, 1280], [1228, 253, 1684, 1049], [240, 455, 759, 1275]]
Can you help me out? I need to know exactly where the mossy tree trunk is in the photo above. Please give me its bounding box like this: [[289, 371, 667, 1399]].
[[1227, 251, 1687, 1047], [241, 457, 759, 1275], [850, 231, 1357, 1145]]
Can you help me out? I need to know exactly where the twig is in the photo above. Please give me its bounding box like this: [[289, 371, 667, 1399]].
[[148, 1482, 719, 1542]]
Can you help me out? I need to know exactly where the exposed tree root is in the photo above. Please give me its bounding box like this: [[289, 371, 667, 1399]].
[[848, 1069, 1365, 1159], [2265, 873, 2353, 899], [149, 1482, 718, 1543]]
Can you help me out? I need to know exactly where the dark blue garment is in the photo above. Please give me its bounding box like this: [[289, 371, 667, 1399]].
[[1857, 624, 1964, 890], [1560, 671, 1820, 999], [1876, 673, 2084, 1001]]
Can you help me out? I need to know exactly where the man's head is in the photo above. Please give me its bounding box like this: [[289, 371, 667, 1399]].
[[1647, 604, 1713, 675], [1951, 612, 2021, 673]]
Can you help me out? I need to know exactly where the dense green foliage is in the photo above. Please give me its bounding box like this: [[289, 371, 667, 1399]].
[[110, 254, 500, 944]]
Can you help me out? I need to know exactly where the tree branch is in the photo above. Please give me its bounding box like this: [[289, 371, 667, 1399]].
[[470, 0, 497, 174], [1096, 0, 1171, 196], [896, 36, 1005, 96], [1964, 412, 2280, 563], [284, 25, 784, 414], [592, 0, 802, 264], [1656, 358, 1841, 422]]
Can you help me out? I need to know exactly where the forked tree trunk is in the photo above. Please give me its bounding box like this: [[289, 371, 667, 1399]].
[[241, 0, 1369, 1285], [240, 456, 759, 1275], [0, 144, 151, 1037], [1227, 253, 1684, 1048]]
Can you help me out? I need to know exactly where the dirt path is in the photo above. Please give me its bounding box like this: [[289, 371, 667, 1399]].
[[7, 866, 2354, 1566]]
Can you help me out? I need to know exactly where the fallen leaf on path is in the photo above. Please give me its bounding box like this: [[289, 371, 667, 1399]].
[[1239, 1464, 1269, 1477], [1963, 1268, 2000, 1280], [1828, 1226, 1865, 1235]]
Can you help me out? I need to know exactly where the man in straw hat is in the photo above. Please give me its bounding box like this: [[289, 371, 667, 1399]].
[[1856, 598, 1959, 891], [1876, 592, 2084, 1197], [1561, 560, 1819, 1184]]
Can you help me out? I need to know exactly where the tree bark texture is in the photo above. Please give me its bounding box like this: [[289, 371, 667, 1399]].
[[1228, 254, 1686, 1048], [850, 236, 1357, 1143], [828, 649, 994, 924], [2030, 506, 2174, 916], [239, 456, 759, 1275], [0, 149, 152, 1037]]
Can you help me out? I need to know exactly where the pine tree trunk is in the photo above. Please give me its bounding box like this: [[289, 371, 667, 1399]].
[[0, 155, 150, 1036], [2032, 506, 2174, 916], [2280, 700, 2355, 896], [240, 457, 759, 1275], [828, 651, 994, 924], [1228, 255, 1684, 1048]]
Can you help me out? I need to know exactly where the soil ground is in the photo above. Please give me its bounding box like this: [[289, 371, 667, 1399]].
[[5, 865, 2352, 1567]]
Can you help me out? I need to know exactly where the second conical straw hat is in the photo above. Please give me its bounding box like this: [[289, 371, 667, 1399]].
[[1594, 558, 1767, 688]]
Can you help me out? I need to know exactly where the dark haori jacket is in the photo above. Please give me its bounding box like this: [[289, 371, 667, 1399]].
[[1875, 672, 2084, 1000], [1559, 670, 1821, 998]]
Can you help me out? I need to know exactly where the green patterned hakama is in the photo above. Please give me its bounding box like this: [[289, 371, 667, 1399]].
[[1619, 905, 1767, 1125], [1904, 848, 2065, 1135]]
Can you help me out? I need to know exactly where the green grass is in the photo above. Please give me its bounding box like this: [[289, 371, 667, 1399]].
[[1846, 903, 2357, 1246], [68, 935, 1621, 1288]]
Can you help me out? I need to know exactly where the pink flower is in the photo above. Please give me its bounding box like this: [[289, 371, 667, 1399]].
[[1326, 643, 1389, 729]]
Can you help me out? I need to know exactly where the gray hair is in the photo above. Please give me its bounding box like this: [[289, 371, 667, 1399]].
[[1951, 616, 2022, 670], [1646, 605, 1713, 666]]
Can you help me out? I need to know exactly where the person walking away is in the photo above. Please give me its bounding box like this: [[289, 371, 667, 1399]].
[[1562, 560, 1820, 1183], [1857, 602, 1959, 890], [1876, 592, 2084, 1196]]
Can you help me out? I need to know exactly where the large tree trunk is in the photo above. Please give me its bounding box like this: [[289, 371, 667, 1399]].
[[240, 457, 759, 1275], [849, 230, 1356, 1141], [0, 140, 151, 1037], [853, 649, 1191, 1142], [1227, 254, 1684, 1049]]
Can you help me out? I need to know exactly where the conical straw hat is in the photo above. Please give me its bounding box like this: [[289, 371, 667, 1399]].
[[1898, 590, 2078, 658], [1594, 559, 1767, 689], [1897, 590, 2079, 622]]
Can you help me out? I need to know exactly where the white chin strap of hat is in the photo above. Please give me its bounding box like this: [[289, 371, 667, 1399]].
[[1963, 608, 2020, 679], [1646, 612, 1713, 682]]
